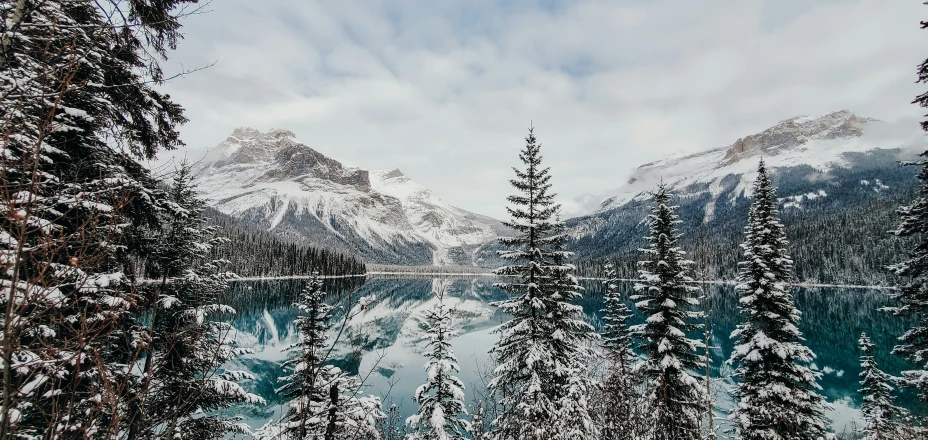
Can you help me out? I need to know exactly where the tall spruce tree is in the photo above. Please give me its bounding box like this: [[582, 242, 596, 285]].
[[631, 181, 706, 440], [488, 127, 597, 440], [858, 333, 909, 440], [728, 160, 830, 440], [258, 274, 384, 440], [129, 165, 263, 439], [889, 6, 928, 404], [406, 298, 469, 440], [0, 1, 196, 437]]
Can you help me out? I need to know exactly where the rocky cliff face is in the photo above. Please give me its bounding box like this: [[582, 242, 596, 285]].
[[210, 128, 371, 189], [722, 110, 875, 165], [195, 128, 504, 266]]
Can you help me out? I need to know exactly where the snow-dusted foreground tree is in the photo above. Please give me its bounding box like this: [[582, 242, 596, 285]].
[[728, 160, 831, 440], [488, 127, 598, 440], [0, 0, 201, 437], [890, 12, 928, 405], [406, 297, 469, 440], [631, 182, 706, 440], [256, 274, 383, 440], [127, 165, 263, 439], [858, 333, 909, 440]]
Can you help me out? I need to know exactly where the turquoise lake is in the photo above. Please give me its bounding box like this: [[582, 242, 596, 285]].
[[220, 276, 917, 437]]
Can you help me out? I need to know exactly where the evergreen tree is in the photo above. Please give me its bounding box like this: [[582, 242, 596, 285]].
[[0, 1, 195, 437], [259, 274, 384, 439], [469, 404, 488, 440], [488, 127, 597, 440], [728, 160, 830, 440], [890, 9, 928, 403], [631, 182, 706, 440], [858, 333, 908, 440], [597, 263, 644, 440], [406, 299, 469, 440], [277, 274, 335, 438], [603, 265, 635, 367], [129, 165, 263, 439], [547, 222, 599, 440]]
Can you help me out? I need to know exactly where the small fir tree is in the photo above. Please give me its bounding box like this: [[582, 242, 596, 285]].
[[728, 160, 831, 440], [631, 182, 706, 440], [858, 333, 909, 440], [277, 274, 336, 438], [598, 264, 645, 440], [259, 274, 384, 440], [406, 298, 469, 440]]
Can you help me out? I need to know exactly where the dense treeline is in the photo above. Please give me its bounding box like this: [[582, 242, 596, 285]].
[[574, 180, 916, 286], [205, 208, 367, 277]]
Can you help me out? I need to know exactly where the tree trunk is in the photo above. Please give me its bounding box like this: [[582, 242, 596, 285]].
[[325, 383, 339, 440]]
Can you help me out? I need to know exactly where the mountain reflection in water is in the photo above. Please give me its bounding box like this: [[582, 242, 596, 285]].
[[220, 276, 916, 436]]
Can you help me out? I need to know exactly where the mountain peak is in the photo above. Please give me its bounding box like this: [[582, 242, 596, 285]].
[[206, 128, 370, 189], [230, 126, 261, 138], [723, 110, 875, 165], [383, 169, 406, 179], [266, 128, 296, 139]]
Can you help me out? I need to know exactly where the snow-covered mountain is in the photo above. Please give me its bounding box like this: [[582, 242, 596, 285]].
[[596, 110, 920, 218], [194, 127, 505, 265], [567, 110, 927, 284]]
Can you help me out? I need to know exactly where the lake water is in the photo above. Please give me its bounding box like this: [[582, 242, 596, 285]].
[[221, 276, 916, 436]]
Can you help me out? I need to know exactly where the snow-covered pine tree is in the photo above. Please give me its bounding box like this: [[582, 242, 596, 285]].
[[469, 403, 489, 440], [406, 299, 469, 440], [597, 264, 645, 440], [889, 12, 928, 403], [631, 182, 706, 440], [858, 333, 909, 440], [129, 164, 263, 439], [489, 127, 597, 440], [1, 1, 196, 437], [276, 274, 335, 438], [259, 274, 384, 440], [547, 221, 599, 440], [728, 160, 831, 440], [603, 264, 635, 369]]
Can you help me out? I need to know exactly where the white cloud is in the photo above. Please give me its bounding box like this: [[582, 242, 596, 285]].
[[155, 0, 928, 218]]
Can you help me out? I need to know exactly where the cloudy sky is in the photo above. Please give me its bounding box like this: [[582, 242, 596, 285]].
[[156, 0, 928, 218]]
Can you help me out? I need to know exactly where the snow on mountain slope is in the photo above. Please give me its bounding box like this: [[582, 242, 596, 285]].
[[369, 169, 507, 264], [597, 110, 922, 219], [194, 128, 502, 265]]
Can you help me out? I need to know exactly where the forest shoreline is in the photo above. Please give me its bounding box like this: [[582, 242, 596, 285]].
[[220, 270, 899, 290]]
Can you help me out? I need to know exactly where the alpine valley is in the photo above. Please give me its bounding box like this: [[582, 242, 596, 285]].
[[195, 111, 926, 285]]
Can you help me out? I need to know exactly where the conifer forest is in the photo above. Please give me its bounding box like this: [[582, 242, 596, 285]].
[[4, 1, 928, 439]]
